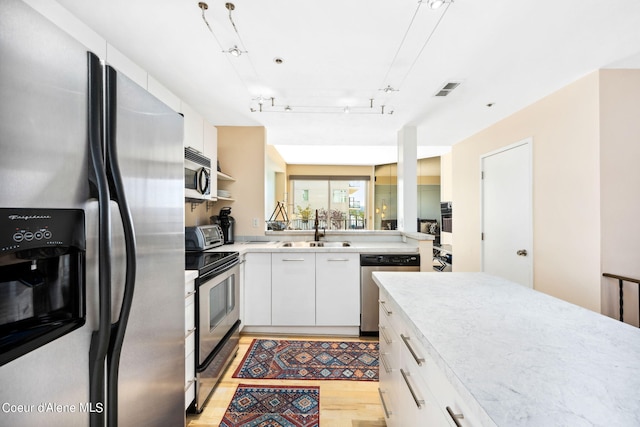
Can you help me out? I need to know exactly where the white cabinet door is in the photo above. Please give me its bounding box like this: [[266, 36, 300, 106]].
[[272, 252, 316, 325], [203, 122, 217, 198], [181, 102, 204, 151], [243, 253, 272, 326], [315, 252, 360, 326]]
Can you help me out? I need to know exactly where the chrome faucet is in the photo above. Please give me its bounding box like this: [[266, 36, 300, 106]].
[[314, 209, 324, 241]]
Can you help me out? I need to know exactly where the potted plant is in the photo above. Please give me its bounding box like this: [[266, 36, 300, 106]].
[[296, 205, 312, 223]]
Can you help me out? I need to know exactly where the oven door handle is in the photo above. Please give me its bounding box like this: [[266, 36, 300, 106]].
[[104, 64, 138, 427]]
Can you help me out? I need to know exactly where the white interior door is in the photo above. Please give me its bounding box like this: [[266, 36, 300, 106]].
[[481, 139, 533, 287]]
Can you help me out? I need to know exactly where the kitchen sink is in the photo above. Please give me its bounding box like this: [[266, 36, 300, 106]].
[[279, 241, 351, 248]]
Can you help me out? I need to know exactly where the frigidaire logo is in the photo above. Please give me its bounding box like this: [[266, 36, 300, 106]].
[[7, 215, 52, 220]]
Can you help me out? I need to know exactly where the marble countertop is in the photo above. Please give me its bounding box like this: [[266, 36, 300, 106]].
[[184, 270, 198, 282], [373, 272, 640, 427], [206, 241, 420, 254]]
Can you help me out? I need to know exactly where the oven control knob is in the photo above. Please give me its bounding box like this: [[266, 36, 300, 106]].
[[13, 232, 23, 242]]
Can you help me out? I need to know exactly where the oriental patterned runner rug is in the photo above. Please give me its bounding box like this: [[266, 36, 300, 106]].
[[220, 384, 320, 427], [233, 339, 379, 381]]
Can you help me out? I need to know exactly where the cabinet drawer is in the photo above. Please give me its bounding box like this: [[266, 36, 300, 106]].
[[185, 294, 195, 336], [378, 289, 405, 337], [185, 349, 195, 386], [378, 307, 400, 375], [185, 279, 195, 296], [185, 330, 195, 356], [397, 338, 451, 426], [184, 379, 195, 411], [423, 353, 481, 426]]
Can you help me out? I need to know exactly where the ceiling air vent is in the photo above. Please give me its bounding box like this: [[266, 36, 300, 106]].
[[435, 81, 461, 97]]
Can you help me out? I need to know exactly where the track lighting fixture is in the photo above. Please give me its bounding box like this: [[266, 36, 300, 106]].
[[226, 45, 244, 57], [423, 0, 453, 10]]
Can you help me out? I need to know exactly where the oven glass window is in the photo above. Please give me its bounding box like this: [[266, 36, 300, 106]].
[[209, 278, 227, 331], [208, 274, 236, 332]]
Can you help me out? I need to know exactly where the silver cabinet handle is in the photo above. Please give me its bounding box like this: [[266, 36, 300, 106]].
[[446, 406, 465, 427], [282, 258, 305, 261], [401, 334, 425, 366], [185, 290, 196, 298], [379, 325, 393, 345], [379, 300, 392, 316], [516, 249, 528, 256], [378, 388, 393, 419], [379, 352, 392, 374], [327, 258, 349, 261], [400, 369, 424, 409]]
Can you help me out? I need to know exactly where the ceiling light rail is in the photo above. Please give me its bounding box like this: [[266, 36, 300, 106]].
[[196, 1, 262, 93], [249, 99, 394, 115], [377, 0, 454, 97]]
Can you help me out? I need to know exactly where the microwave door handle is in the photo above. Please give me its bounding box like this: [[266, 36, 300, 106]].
[[104, 64, 138, 427], [87, 51, 111, 427], [198, 167, 210, 195]]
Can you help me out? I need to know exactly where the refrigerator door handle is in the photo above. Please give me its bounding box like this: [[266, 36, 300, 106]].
[[87, 51, 112, 427], [104, 65, 138, 427]]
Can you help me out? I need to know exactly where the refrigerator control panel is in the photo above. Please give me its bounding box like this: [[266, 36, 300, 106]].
[[0, 208, 85, 253]]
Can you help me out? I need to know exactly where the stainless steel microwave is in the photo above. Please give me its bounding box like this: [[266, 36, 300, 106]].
[[184, 147, 211, 202]]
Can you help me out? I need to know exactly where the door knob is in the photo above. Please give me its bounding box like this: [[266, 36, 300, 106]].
[[516, 249, 528, 256]]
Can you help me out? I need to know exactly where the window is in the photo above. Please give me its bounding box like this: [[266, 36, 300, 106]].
[[290, 176, 368, 230]]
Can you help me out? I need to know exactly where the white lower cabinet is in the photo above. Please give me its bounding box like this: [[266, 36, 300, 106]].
[[379, 288, 478, 426], [315, 253, 360, 326], [243, 253, 272, 326], [243, 251, 360, 329], [271, 252, 316, 325]]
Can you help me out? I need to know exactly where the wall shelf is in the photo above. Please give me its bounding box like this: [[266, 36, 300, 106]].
[[217, 171, 235, 181]]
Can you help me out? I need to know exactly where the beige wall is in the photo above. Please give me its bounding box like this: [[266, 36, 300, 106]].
[[600, 69, 640, 326], [266, 144, 287, 221], [452, 71, 602, 312], [216, 126, 266, 237]]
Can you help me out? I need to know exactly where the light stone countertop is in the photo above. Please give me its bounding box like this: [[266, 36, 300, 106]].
[[373, 272, 640, 427], [207, 241, 420, 254], [184, 270, 198, 282]]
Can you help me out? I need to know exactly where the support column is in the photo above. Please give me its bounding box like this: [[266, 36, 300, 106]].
[[397, 126, 417, 232]]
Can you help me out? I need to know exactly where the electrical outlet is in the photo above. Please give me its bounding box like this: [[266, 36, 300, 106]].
[[252, 218, 258, 228]]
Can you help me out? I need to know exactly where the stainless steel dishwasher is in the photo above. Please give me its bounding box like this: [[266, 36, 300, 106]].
[[360, 254, 420, 335]]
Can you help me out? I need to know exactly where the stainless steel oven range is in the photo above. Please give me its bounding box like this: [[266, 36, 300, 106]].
[[185, 225, 240, 413]]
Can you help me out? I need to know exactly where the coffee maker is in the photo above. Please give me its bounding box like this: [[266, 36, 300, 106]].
[[210, 207, 235, 244]]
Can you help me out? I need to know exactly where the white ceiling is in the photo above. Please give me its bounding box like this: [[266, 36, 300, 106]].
[[55, 0, 640, 165]]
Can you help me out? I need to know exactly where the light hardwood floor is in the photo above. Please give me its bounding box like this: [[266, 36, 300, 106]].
[[186, 334, 386, 427]]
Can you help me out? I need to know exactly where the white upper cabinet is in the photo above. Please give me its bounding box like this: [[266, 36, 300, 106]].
[[181, 102, 204, 152], [203, 121, 218, 198], [148, 75, 181, 112], [106, 44, 147, 88]]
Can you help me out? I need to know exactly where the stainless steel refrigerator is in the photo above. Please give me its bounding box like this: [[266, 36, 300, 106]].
[[0, 1, 185, 426]]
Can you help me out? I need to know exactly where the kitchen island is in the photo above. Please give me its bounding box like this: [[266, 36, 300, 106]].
[[373, 272, 640, 427]]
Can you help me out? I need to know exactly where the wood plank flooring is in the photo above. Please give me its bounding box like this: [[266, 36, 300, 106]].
[[186, 334, 386, 427]]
